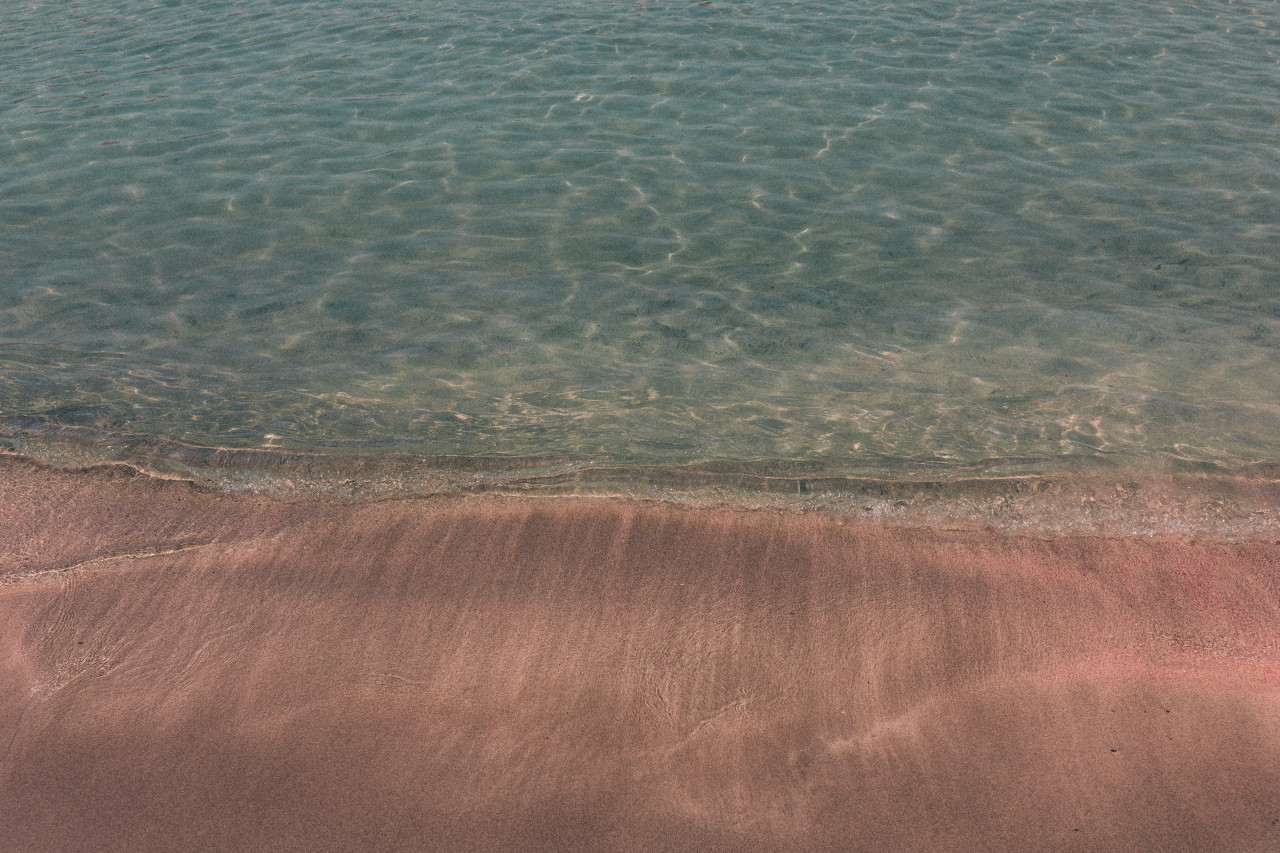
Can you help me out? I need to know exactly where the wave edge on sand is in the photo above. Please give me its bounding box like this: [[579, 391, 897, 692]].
[[4, 419, 1280, 542]]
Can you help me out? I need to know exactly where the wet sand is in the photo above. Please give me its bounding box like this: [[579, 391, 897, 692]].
[[2, 455, 1279, 851]]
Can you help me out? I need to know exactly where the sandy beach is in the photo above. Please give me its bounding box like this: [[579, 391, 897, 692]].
[[2, 454, 1278, 851]]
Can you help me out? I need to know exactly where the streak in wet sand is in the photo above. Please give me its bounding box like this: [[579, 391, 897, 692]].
[[2, 456, 1278, 851]]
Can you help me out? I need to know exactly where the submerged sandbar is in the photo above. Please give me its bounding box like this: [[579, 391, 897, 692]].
[[2, 455, 1278, 851]]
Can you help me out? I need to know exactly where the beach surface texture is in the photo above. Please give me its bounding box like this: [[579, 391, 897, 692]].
[[2, 454, 1278, 851]]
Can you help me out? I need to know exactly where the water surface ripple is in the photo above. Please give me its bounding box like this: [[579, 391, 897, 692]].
[[3, 0, 1279, 480]]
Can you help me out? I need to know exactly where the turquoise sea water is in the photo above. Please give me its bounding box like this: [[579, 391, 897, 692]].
[[3, 0, 1279, 488]]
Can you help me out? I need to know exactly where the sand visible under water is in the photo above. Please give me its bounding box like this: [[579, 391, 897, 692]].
[[2, 455, 1278, 851]]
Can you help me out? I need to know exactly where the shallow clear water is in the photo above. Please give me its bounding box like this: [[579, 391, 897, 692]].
[[3, 0, 1279, 479]]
